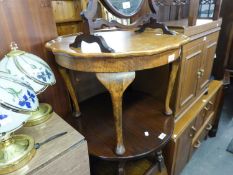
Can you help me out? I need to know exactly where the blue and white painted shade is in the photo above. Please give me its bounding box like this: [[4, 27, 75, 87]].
[[0, 49, 56, 95]]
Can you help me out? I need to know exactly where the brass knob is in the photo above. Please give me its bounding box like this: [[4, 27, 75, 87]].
[[194, 140, 201, 148], [200, 69, 205, 76], [197, 71, 202, 78], [10, 42, 18, 51]]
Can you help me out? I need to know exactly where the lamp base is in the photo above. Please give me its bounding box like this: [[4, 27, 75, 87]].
[[0, 134, 36, 174], [25, 103, 53, 127]]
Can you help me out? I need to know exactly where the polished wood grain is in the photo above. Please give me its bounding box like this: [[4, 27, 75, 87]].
[[164, 80, 223, 175], [0, 0, 71, 118], [197, 32, 219, 94], [96, 72, 136, 155], [47, 28, 187, 156], [51, 0, 81, 23], [164, 19, 221, 117], [166, 19, 222, 37], [66, 91, 174, 159], [175, 37, 203, 115], [174, 80, 222, 137], [46, 30, 188, 60], [51, 0, 84, 36], [194, 110, 205, 132], [9, 113, 89, 175], [54, 48, 181, 73], [56, 22, 84, 36], [33, 142, 90, 175], [173, 119, 195, 175]]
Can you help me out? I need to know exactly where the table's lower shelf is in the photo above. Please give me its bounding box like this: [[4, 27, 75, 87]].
[[66, 91, 174, 160]]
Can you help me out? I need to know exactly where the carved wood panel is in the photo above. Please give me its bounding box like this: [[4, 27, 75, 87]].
[[197, 32, 219, 94]]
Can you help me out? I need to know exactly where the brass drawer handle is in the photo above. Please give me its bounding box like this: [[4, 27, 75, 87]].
[[191, 126, 197, 132], [194, 140, 201, 149], [189, 126, 197, 138], [208, 101, 214, 105], [206, 124, 212, 131], [204, 106, 210, 111]]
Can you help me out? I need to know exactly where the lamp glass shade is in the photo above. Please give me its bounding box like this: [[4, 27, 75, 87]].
[[0, 73, 39, 112], [0, 49, 56, 94], [0, 73, 39, 174], [0, 106, 29, 139]]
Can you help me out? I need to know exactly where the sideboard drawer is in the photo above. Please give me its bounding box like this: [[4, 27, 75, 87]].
[[194, 109, 205, 132], [203, 92, 217, 121], [190, 126, 208, 157], [164, 80, 223, 175]]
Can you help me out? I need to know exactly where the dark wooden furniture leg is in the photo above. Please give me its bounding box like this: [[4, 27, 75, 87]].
[[165, 60, 180, 115], [58, 66, 81, 117], [118, 160, 126, 175], [96, 72, 135, 155], [144, 150, 168, 175]]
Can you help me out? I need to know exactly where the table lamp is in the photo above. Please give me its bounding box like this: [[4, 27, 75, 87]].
[[0, 42, 56, 126], [0, 72, 39, 174]]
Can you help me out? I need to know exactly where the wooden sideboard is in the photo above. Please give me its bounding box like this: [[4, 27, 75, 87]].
[[166, 19, 222, 118], [160, 19, 224, 175], [164, 80, 223, 175], [9, 113, 90, 175]]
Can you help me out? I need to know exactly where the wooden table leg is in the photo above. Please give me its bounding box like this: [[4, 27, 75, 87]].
[[58, 66, 81, 117], [96, 72, 135, 155], [144, 151, 168, 175], [156, 150, 167, 174], [165, 60, 179, 116], [118, 160, 126, 175]]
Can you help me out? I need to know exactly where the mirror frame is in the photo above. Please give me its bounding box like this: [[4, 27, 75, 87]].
[[99, 0, 146, 18], [70, 0, 173, 53]]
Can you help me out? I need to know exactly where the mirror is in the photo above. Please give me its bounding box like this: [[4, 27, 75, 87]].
[[101, 0, 145, 18]]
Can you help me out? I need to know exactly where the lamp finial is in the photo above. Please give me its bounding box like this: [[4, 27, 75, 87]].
[[10, 42, 18, 51]]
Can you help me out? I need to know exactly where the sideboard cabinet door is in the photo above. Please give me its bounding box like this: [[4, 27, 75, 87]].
[[173, 119, 196, 175], [197, 32, 220, 94], [176, 38, 203, 114]]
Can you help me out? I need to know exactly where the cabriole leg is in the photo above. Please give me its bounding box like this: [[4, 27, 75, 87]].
[[58, 66, 81, 117], [165, 60, 179, 116], [96, 72, 135, 155]]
